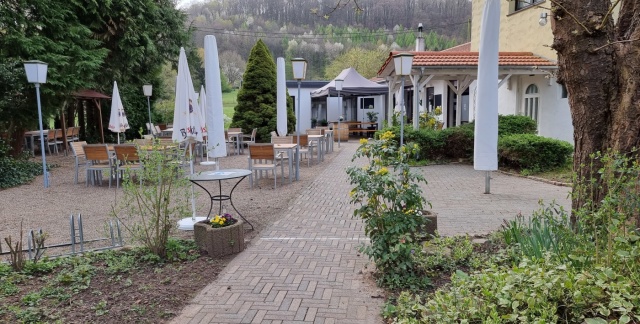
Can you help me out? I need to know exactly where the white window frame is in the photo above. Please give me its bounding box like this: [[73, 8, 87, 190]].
[[523, 84, 540, 127]]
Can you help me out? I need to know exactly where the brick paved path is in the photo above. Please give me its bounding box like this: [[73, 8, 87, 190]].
[[172, 142, 384, 324], [172, 141, 571, 324]]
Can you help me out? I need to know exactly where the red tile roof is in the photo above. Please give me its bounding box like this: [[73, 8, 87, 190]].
[[378, 51, 557, 75], [441, 42, 471, 52]]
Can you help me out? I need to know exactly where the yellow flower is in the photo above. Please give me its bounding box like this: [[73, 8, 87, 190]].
[[359, 138, 368, 145], [434, 106, 442, 115], [380, 131, 394, 141], [377, 167, 389, 175]]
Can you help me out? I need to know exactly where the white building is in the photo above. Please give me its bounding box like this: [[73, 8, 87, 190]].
[[377, 0, 573, 144]]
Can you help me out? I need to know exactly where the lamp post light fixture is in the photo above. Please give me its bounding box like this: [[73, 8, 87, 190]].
[[335, 78, 344, 147], [24, 60, 49, 188], [143, 84, 153, 135], [393, 53, 414, 147], [291, 58, 307, 181]]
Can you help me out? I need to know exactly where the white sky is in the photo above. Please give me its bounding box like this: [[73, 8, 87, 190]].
[[176, 0, 198, 9]]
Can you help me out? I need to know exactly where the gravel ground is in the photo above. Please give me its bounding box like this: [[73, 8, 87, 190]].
[[0, 142, 348, 255]]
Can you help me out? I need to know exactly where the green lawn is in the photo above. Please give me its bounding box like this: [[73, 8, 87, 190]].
[[222, 90, 237, 128]]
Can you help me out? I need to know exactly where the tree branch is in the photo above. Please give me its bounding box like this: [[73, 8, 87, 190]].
[[592, 38, 640, 52], [596, 0, 621, 31], [545, 0, 593, 35], [312, 0, 364, 19]]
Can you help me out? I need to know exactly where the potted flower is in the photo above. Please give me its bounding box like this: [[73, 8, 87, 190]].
[[366, 111, 379, 130], [193, 213, 245, 257]]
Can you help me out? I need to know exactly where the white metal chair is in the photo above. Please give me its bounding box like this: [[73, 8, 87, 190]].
[[113, 144, 143, 188], [247, 143, 281, 189], [243, 128, 257, 147], [70, 141, 87, 184], [46, 129, 62, 155], [83, 144, 114, 187]]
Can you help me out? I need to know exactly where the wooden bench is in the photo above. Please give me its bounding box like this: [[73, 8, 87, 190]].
[[347, 125, 378, 136]]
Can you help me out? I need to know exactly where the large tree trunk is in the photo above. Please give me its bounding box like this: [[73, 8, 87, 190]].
[[551, 0, 640, 222]]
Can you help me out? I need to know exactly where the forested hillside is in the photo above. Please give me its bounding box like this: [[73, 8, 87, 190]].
[[184, 0, 471, 81]]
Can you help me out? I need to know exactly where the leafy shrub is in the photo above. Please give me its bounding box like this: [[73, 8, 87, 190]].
[[498, 115, 538, 136], [0, 139, 44, 189], [409, 128, 447, 161], [501, 203, 590, 268], [111, 142, 192, 259], [440, 124, 474, 160], [414, 235, 474, 276], [572, 150, 640, 278], [389, 256, 640, 323], [347, 131, 431, 290], [498, 134, 573, 171]]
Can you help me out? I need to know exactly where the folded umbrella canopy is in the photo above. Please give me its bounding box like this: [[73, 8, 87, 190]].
[[173, 47, 207, 231], [276, 57, 287, 136], [204, 35, 227, 160], [173, 47, 205, 145], [108, 81, 129, 144]]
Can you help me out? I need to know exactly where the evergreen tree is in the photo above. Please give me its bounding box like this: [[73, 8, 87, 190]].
[[231, 39, 293, 142]]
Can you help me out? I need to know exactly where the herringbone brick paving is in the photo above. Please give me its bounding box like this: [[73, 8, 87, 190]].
[[172, 140, 571, 323]]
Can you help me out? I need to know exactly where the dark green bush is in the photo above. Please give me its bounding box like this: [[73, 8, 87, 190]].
[[440, 125, 474, 160], [411, 128, 447, 160], [0, 139, 43, 189], [498, 114, 538, 136], [498, 134, 573, 171]]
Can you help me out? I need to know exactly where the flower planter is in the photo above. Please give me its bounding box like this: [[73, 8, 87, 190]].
[[422, 210, 438, 237], [193, 219, 245, 257]]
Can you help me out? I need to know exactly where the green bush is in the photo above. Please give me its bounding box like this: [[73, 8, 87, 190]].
[[409, 128, 447, 161], [498, 115, 538, 136], [498, 134, 573, 171], [500, 203, 590, 268], [389, 257, 640, 323], [347, 131, 431, 290], [0, 139, 44, 189], [440, 125, 474, 160]]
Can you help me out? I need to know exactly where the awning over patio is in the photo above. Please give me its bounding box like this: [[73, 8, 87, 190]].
[[310, 67, 387, 98]]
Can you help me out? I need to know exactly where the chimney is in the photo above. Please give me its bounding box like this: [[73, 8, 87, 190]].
[[415, 23, 425, 51]]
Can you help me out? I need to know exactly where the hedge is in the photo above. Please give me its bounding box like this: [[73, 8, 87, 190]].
[[498, 134, 573, 171]]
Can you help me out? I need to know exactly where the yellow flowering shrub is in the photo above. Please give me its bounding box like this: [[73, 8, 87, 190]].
[[347, 131, 432, 290]]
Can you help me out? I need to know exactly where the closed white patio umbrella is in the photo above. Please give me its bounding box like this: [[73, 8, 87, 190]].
[[204, 35, 227, 163], [474, 0, 500, 193], [277, 57, 287, 136], [108, 81, 129, 144], [174, 47, 207, 231]]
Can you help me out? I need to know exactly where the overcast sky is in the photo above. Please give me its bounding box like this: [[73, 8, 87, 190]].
[[176, 0, 197, 9]]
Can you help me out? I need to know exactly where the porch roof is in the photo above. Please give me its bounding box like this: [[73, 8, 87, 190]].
[[378, 51, 557, 78]]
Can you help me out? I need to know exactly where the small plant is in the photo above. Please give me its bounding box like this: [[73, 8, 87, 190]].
[[4, 221, 25, 271], [347, 131, 431, 290], [205, 213, 238, 228], [366, 111, 378, 123], [418, 106, 442, 130], [111, 140, 192, 259]]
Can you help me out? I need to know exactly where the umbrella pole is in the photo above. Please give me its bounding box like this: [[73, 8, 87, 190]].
[[189, 142, 197, 220]]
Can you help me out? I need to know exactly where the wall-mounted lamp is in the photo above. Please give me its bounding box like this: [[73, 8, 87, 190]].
[[539, 12, 548, 26]]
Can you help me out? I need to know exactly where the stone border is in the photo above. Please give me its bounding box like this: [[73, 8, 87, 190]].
[[496, 170, 571, 187]]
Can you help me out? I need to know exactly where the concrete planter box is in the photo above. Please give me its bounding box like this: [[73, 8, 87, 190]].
[[423, 211, 438, 237], [193, 220, 245, 257]]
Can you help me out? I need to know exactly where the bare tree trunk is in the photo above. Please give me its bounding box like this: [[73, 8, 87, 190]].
[[551, 0, 640, 223]]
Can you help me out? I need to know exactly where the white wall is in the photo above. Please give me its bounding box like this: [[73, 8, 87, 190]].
[[428, 75, 573, 144], [356, 95, 385, 127], [288, 86, 314, 134], [326, 97, 342, 122], [537, 78, 573, 143]]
